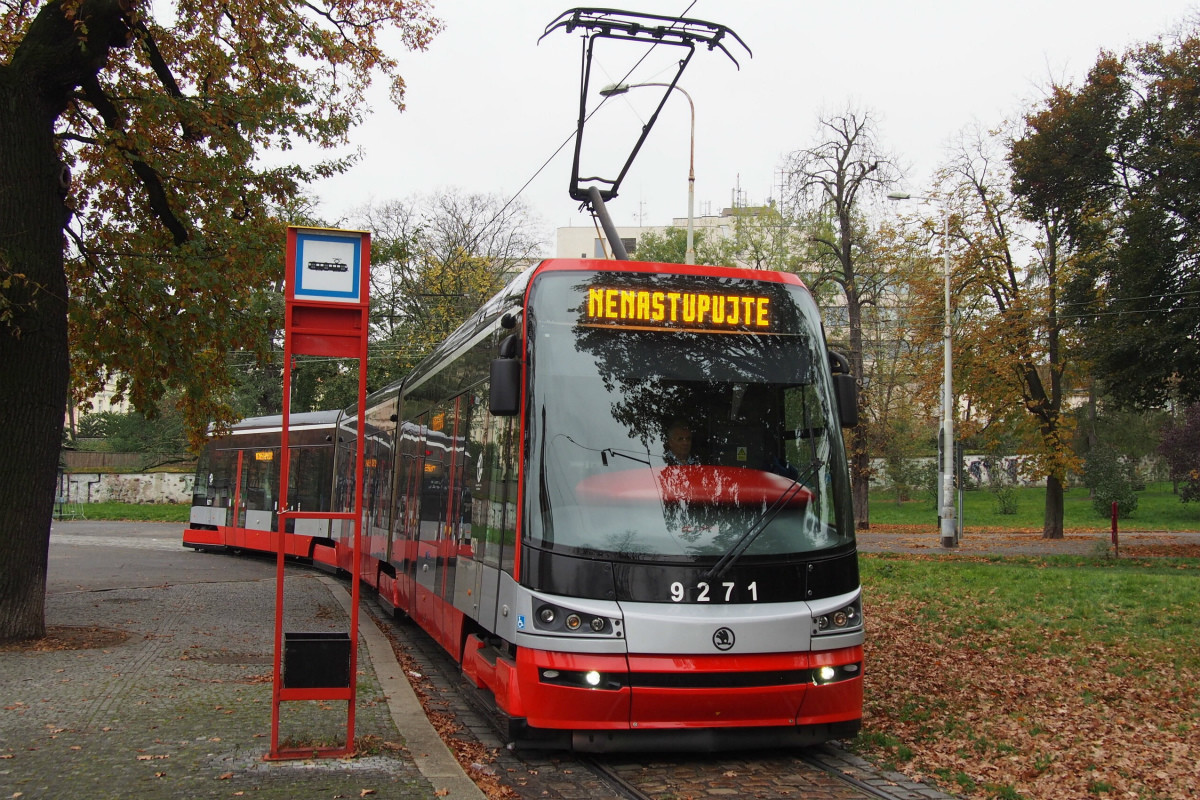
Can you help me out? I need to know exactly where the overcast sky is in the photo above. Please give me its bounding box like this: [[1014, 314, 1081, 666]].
[[311, 1, 1197, 249]]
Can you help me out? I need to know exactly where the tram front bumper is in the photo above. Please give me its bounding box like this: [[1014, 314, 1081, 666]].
[[515, 645, 862, 733]]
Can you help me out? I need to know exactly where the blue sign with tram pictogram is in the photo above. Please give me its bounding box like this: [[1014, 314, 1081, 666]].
[[293, 230, 363, 303]]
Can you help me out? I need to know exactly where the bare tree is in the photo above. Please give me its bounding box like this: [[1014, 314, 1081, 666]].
[[352, 190, 546, 372], [785, 109, 900, 529]]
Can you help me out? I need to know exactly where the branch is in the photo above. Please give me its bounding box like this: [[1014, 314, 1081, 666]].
[[80, 75, 190, 246], [131, 19, 201, 142]]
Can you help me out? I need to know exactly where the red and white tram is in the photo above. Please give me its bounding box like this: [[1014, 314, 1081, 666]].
[[185, 257, 863, 751]]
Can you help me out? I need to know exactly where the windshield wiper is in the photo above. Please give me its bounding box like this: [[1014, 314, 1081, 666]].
[[703, 459, 822, 582], [557, 434, 652, 467], [601, 448, 651, 467]]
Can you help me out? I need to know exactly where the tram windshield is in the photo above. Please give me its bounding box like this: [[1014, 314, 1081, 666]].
[[525, 269, 855, 564]]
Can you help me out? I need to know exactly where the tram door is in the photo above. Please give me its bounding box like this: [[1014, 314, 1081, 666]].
[[241, 447, 278, 533], [414, 411, 449, 640], [439, 395, 469, 637], [392, 421, 425, 613]]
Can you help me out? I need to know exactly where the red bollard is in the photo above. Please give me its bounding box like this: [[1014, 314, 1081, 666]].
[[1110, 501, 1119, 558]]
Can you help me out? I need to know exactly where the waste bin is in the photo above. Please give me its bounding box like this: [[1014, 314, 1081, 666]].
[[283, 631, 351, 689]]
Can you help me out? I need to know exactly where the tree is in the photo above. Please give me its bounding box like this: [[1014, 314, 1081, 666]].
[[626, 225, 732, 266], [783, 108, 900, 529], [0, 0, 440, 641], [1082, 443, 1139, 518], [1012, 28, 1200, 407], [1158, 404, 1200, 503], [352, 191, 545, 388], [75, 406, 188, 455], [926, 128, 1082, 539]]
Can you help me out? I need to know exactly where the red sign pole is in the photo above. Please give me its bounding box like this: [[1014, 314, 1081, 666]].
[[268, 226, 370, 761], [1111, 501, 1119, 559]]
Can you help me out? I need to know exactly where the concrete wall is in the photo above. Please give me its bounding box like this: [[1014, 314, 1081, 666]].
[[870, 456, 1045, 490], [60, 472, 195, 505]]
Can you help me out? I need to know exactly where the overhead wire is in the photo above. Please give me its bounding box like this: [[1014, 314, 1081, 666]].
[[475, 1, 700, 243]]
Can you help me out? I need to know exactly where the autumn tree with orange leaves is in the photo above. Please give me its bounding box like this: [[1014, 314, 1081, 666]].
[[0, 0, 441, 641], [897, 129, 1083, 539]]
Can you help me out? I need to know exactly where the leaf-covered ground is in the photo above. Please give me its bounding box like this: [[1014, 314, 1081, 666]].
[[858, 549, 1200, 800]]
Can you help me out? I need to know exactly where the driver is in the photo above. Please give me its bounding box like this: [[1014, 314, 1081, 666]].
[[663, 420, 701, 465]]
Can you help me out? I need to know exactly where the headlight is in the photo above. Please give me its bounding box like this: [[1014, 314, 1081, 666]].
[[812, 598, 863, 636], [812, 662, 861, 685], [539, 668, 623, 690], [532, 602, 617, 635]]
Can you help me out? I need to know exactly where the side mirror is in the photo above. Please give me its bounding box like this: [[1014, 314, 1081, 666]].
[[490, 333, 522, 416], [828, 351, 858, 429]]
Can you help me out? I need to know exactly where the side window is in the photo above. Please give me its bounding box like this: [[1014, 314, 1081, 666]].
[[332, 421, 358, 539], [474, 399, 517, 571], [420, 406, 453, 539], [365, 397, 398, 538], [446, 393, 471, 546], [496, 413, 518, 575], [396, 418, 427, 546], [200, 448, 237, 508]]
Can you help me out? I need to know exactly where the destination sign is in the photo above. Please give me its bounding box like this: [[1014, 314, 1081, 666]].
[[584, 287, 771, 331]]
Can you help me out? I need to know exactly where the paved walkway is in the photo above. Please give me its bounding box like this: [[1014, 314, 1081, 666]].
[[11, 520, 1191, 799], [858, 526, 1200, 558], [0, 569, 484, 800]]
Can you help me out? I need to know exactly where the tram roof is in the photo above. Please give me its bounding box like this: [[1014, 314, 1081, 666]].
[[212, 409, 343, 435]]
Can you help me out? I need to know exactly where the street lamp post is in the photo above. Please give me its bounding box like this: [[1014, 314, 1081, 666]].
[[599, 82, 696, 264], [888, 192, 958, 548]]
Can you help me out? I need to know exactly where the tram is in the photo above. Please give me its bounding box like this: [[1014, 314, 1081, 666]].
[[188, 258, 863, 752], [184, 410, 339, 556]]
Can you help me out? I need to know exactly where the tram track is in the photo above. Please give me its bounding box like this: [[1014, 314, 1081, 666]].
[[358, 581, 954, 800], [578, 748, 930, 800]]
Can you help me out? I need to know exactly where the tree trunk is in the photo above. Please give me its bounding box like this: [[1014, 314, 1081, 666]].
[[1042, 473, 1065, 540], [0, 0, 134, 642], [0, 71, 71, 641], [847, 293, 870, 531]]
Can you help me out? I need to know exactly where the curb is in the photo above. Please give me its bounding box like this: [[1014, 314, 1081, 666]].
[[322, 576, 487, 800]]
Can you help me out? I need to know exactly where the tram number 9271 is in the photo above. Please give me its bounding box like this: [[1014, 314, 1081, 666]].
[[670, 581, 759, 603]]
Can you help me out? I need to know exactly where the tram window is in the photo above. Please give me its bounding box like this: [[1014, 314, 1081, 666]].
[[473, 407, 517, 570], [393, 418, 426, 552], [194, 448, 236, 507], [288, 445, 334, 513]]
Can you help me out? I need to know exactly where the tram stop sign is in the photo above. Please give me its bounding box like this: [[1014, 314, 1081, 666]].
[[284, 226, 370, 358]]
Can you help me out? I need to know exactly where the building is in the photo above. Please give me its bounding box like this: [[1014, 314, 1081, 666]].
[[555, 207, 761, 260]]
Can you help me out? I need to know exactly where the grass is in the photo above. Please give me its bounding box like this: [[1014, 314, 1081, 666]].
[[61, 501, 190, 523], [858, 553, 1200, 799], [861, 554, 1200, 666], [870, 481, 1200, 532], [71, 481, 1200, 531]]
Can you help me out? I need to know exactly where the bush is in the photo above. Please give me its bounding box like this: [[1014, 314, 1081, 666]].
[[1083, 444, 1139, 518], [993, 485, 1020, 515], [979, 455, 1021, 515], [885, 457, 937, 506]]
